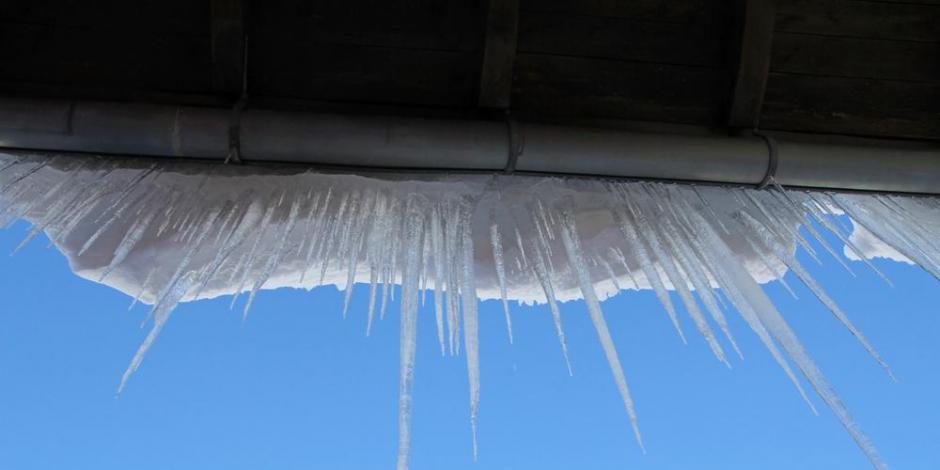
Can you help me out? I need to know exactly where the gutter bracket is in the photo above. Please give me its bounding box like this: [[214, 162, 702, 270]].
[[504, 116, 524, 173], [224, 35, 250, 165], [753, 129, 778, 189], [226, 96, 245, 164]]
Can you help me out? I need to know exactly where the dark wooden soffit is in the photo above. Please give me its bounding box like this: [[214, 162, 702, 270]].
[[1, 0, 938, 142], [478, 0, 520, 109], [727, 0, 776, 129]]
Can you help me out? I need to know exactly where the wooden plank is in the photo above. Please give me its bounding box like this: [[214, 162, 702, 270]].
[[761, 72, 940, 139], [727, 0, 776, 129], [251, 0, 485, 52], [1, 0, 208, 35], [777, 0, 940, 42], [249, 38, 479, 107], [519, 0, 713, 23], [0, 0, 59, 24], [772, 33, 940, 82], [518, 12, 722, 67], [478, 0, 520, 108], [0, 80, 231, 107], [512, 53, 724, 124], [0, 24, 211, 93], [210, 0, 245, 94], [0, 22, 44, 63], [872, 0, 940, 4]]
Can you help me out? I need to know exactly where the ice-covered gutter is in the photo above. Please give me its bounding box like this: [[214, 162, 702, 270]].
[[1, 150, 938, 469], [1, 97, 938, 194], [0, 93, 938, 470]]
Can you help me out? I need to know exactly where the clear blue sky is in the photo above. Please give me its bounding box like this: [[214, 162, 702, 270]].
[[0, 219, 938, 470]]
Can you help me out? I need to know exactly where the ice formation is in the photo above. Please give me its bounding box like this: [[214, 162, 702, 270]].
[[2, 151, 939, 470]]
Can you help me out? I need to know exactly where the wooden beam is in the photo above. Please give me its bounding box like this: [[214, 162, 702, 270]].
[[210, 0, 246, 94], [478, 0, 520, 109], [727, 0, 776, 129]]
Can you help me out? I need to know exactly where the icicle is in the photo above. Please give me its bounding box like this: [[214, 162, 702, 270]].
[[98, 207, 159, 280], [741, 189, 821, 265], [514, 227, 529, 268], [395, 195, 425, 470], [128, 265, 157, 310], [694, 206, 888, 470], [690, 185, 731, 234], [655, 187, 742, 358], [558, 207, 645, 451], [530, 235, 573, 375], [366, 267, 379, 336], [78, 165, 159, 255], [192, 196, 260, 299], [0, 159, 51, 195], [459, 203, 481, 459], [739, 223, 802, 300], [293, 188, 319, 257], [535, 198, 555, 241], [804, 192, 893, 286], [243, 196, 303, 321], [490, 222, 513, 344], [768, 181, 856, 276], [317, 191, 352, 286], [299, 187, 333, 283], [11, 164, 96, 256], [0, 155, 24, 176], [444, 201, 462, 356], [836, 194, 940, 280], [610, 246, 640, 290], [877, 194, 940, 255], [230, 197, 280, 309], [735, 210, 894, 379], [609, 189, 686, 344], [632, 184, 729, 366], [531, 200, 554, 272], [430, 207, 446, 354], [670, 195, 819, 413], [137, 208, 223, 331], [342, 192, 374, 317], [118, 270, 196, 394], [599, 257, 622, 291], [78, 190, 150, 257]]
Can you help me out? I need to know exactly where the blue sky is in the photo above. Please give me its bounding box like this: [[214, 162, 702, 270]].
[[0, 219, 938, 470]]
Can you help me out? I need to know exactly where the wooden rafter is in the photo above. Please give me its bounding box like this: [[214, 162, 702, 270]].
[[210, 0, 246, 94], [478, 0, 520, 109], [727, 0, 776, 129]]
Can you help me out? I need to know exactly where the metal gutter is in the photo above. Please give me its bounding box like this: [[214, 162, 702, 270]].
[[0, 97, 937, 194]]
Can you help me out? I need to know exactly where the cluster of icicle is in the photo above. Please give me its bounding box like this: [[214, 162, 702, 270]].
[[1, 152, 939, 470]]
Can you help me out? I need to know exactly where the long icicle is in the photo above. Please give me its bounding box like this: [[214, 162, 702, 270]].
[[558, 206, 645, 452], [395, 195, 425, 470]]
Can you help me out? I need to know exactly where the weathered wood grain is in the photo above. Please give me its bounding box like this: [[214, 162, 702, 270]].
[[0, 23, 211, 93], [0, 0, 208, 35], [512, 53, 725, 124], [772, 32, 940, 82], [249, 39, 479, 107], [727, 0, 776, 129], [762, 72, 940, 139], [777, 0, 940, 42], [518, 12, 723, 67], [520, 0, 715, 23], [251, 0, 485, 52], [478, 0, 520, 108], [211, 0, 245, 94]]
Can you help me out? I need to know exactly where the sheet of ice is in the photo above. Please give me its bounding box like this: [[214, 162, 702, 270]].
[[2, 151, 939, 470]]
